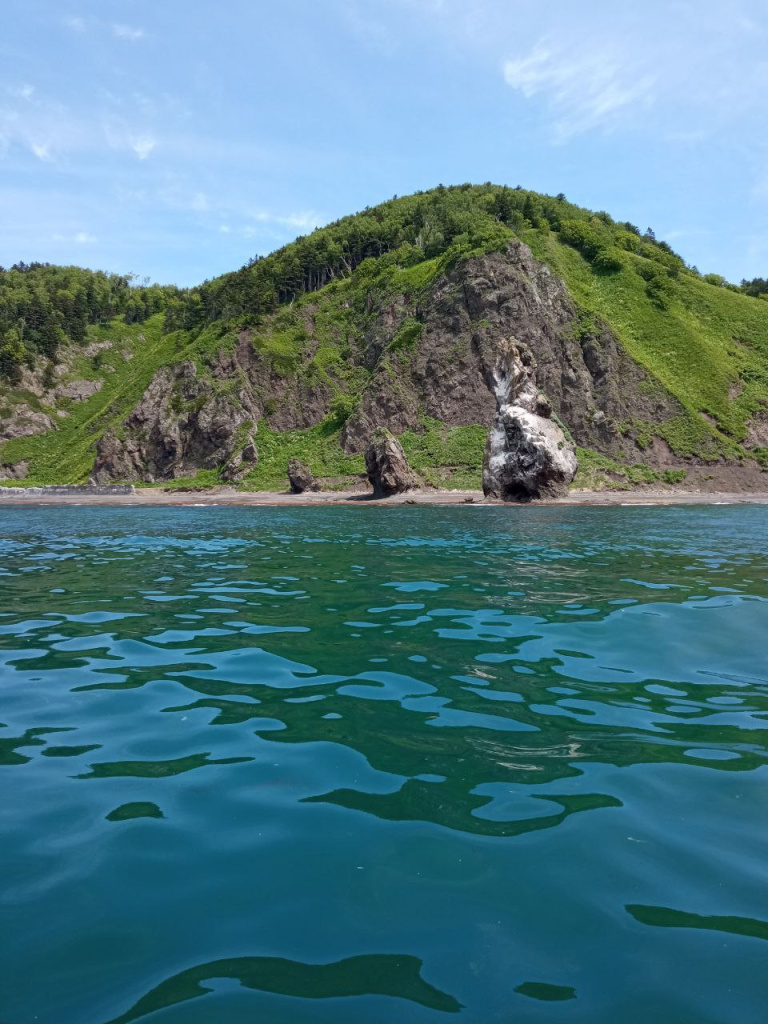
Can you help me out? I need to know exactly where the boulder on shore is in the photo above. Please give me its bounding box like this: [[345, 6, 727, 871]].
[[287, 458, 318, 493], [482, 343, 577, 502], [364, 429, 418, 498]]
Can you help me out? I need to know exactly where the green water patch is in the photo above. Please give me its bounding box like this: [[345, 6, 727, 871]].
[[627, 905, 768, 942], [106, 802, 165, 822], [514, 981, 577, 1002], [104, 953, 461, 1023]]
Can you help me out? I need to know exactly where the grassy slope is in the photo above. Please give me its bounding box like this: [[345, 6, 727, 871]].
[[2, 201, 768, 490], [1, 316, 188, 483], [525, 229, 768, 459]]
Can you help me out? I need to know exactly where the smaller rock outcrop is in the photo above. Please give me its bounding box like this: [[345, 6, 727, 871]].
[[287, 459, 318, 493], [55, 379, 103, 402], [482, 343, 578, 502], [365, 429, 418, 497], [0, 461, 29, 480], [222, 438, 259, 483]]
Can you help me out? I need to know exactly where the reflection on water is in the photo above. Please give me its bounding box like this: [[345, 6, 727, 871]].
[[1, 505, 767, 1024], [105, 953, 461, 1024], [626, 905, 768, 942]]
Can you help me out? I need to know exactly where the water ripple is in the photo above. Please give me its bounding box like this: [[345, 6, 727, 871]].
[[1, 505, 768, 1024]]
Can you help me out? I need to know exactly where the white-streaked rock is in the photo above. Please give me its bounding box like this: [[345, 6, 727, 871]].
[[483, 343, 577, 501]]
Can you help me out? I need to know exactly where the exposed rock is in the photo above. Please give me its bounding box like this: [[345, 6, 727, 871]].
[[56, 379, 103, 402], [364, 429, 419, 497], [287, 459, 318, 493], [222, 438, 259, 483], [0, 460, 28, 480], [0, 404, 55, 439], [82, 341, 113, 358], [72, 240, 690, 486], [341, 240, 681, 458], [482, 342, 578, 502], [91, 433, 143, 484], [91, 362, 251, 482], [744, 412, 768, 449]]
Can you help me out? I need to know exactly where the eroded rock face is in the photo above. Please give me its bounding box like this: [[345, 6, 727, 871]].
[[222, 438, 259, 483], [365, 430, 418, 497], [81, 239, 685, 485], [287, 459, 318, 493], [340, 240, 680, 457], [482, 343, 578, 502], [91, 362, 251, 482]]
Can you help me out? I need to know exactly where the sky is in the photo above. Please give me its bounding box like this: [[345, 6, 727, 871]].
[[2, 0, 767, 287]]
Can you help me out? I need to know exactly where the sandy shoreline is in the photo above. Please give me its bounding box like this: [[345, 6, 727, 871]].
[[0, 487, 767, 507]]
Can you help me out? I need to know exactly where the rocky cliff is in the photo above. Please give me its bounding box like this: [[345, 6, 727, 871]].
[[2, 185, 767, 492], [89, 241, 682, 486]]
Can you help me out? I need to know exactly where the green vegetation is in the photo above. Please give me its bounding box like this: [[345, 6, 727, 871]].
[[523, 227, 768, 460], [0, 263, 181, 381], [400, 419, 486, 489], [574, 449, 688, 491], [1, 316, 189, 483], [236, 420, 365, 490], [1, 184, 767, 489]]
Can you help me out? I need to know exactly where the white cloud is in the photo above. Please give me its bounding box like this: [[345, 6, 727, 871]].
[[190, 192, 208, 212], [30, 141, 53, 162], [51, 230, 97, 244], [503, 43, 656, 141], [130, 135, 156, 160], [8, 84, 35, 100], [248, 209, 319, 231], [63, 15, 86, 33], [112, 24, 145, 42]]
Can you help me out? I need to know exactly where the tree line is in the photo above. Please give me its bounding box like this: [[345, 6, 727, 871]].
[[1, 186, 764, 384], [163, 184, 698, 331], [0, 263, 181, 382]]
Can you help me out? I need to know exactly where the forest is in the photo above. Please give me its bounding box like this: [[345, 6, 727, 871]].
[[1, 184, 765, 384]]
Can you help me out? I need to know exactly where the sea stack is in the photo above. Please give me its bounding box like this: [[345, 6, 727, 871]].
[[364, 429, 418, 497], [483, 343, 577, 501]]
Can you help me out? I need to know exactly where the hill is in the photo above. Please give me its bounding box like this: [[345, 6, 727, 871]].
[[1, 184, 767, 492]]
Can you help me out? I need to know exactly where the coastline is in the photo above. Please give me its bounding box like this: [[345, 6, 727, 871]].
[[0, 486, 767, 507]]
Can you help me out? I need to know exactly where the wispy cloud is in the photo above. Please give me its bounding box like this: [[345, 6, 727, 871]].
[[130, 135, 156, 160], [63, 15, 86, 33], [52, 230, 97, 244], [112, 24, 145, 42], [8, 84, 35, 100], [503, 43, 656, 141], [248, 209, 320, 231], [30, 141, 53, 162]]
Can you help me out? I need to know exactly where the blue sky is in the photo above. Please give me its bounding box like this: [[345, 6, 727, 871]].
[[2, 0, 767, 286]]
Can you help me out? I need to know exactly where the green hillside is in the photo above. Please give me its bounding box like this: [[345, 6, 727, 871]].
[[2, 185, 767, 490]]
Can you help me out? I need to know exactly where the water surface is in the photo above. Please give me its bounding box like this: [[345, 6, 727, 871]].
[[1, 505, 767, 1023]]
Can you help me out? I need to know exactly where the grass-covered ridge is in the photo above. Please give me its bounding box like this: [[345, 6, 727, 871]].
[[1, 183, 767, 487]]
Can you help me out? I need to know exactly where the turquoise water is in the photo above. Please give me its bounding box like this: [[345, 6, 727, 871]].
[[1, 505, 767, 1024]]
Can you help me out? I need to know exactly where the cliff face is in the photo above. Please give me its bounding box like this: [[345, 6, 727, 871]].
[[339, 240, 680, 456], [90, 241, 681, 484]]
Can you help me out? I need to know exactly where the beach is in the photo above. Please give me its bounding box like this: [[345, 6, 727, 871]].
[[0, 486, 767, 506]]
